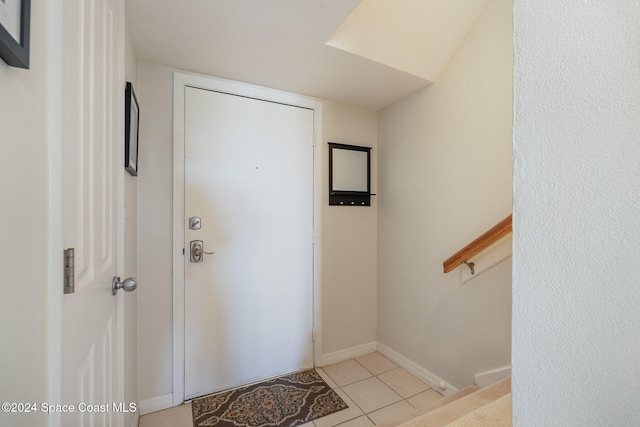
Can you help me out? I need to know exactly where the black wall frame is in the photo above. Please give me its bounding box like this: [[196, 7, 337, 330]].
[[125, 82, 140, 176], [328, 142, 372, 206], [0, 0, 31, 69]]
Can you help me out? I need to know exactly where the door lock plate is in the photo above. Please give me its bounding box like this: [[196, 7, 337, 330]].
[[190, 240, 203, 263]]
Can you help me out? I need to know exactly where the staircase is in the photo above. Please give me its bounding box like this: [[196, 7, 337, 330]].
[[381, 377, 511, 426]]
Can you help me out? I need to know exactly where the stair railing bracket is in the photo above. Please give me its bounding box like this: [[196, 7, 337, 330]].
[[463, 260, 475, 275]]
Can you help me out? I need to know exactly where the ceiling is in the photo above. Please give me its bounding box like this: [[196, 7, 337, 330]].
[[126, 0, 489, 111]]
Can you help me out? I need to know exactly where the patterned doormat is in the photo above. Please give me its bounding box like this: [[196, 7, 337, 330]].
[[191, 369, 348, 427]]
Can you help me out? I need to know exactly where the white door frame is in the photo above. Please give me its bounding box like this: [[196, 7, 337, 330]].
[[172, 72, 323, 406]]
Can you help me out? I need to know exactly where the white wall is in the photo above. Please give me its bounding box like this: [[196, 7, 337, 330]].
[[135, 62, 378, 403], [377, 0, 513, 388], [322, 102, 377, 355], [124, 23, 139, 427], [0, 2, 49, 426], [512, 1, 640, 425], [136, 62, 175, 403]]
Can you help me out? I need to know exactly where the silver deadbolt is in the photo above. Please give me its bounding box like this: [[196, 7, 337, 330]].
[[190, 240, 214, 263], [189, 217, 201, 230]]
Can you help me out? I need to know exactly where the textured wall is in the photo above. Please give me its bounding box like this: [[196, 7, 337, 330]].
[[377, 0, 513, 388], [512, 0, 640, 425]]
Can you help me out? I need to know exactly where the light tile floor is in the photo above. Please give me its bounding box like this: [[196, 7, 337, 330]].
[[138, 352, 444, 427]]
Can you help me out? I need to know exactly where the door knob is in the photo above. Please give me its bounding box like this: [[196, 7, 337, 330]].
[[112, 276, 138, 295]]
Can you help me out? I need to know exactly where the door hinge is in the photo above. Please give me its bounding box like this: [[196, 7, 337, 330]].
[[312, 229, 316, 244], [64, 248, 75, 294], [312, 327, 317, 342]]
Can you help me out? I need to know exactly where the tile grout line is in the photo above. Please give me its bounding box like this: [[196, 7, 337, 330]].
[[316, 365, 372, 426], [317, 355, 445, 426], [320, 359, 378, 426], [314, 358, 431, 427]]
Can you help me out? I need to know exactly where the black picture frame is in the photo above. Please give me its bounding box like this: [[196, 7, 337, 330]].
[[0, 0, 31, 69], [125, 82, 139, 176], [328, 142, 372, 206]]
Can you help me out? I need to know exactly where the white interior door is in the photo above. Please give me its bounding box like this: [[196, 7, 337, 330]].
[[184, 87, 314, 399], [60, 0, 125, 425]]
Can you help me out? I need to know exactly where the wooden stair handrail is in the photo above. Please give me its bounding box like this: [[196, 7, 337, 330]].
[[443, 214, 512, 273]]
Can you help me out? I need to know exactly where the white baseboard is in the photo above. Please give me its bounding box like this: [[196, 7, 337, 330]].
[[474, 366, 511, 388], [138, 393, 174, 416], [317, 342, 378, 366], [376, 343, 459, 396]]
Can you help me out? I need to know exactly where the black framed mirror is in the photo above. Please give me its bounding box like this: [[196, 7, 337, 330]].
[[328, 142, 372, 206]]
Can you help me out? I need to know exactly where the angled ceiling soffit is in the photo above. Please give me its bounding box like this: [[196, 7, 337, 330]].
[[326, 0, 491, 83]]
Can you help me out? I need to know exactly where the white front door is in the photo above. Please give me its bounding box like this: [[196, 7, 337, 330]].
[[59, 0, 125, 425], [183, 86, 315, 399]]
